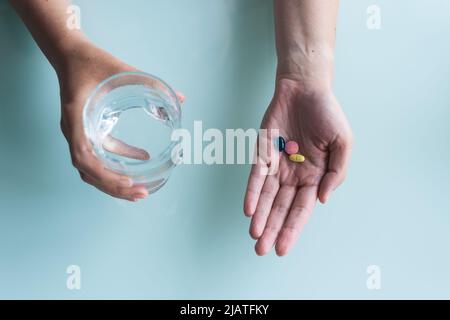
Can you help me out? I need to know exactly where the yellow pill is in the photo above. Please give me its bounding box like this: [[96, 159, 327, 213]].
[[289, 154, 305, 163]]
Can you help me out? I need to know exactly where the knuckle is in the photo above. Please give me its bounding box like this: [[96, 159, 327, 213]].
[[281, 224, 298, 235], [260, 189, 275, 198], [113, 185, 125, 196], [263, 224, 278, 235], [335, 132, 353, 150], [271, 204, 289, 215], [71, 151, 85, 168], [79, 172, 89, 183], [70, 145, 91, 168], [290, 205, 308, 218], [94, 183, 117, 198], [71, 154, 81, 168]]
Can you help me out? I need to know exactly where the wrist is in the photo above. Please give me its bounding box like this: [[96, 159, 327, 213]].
[[55, 39, 136, 99], [274, 79, 332, 102], [51, 33, 91, 75], [276, 46, 334, 92]]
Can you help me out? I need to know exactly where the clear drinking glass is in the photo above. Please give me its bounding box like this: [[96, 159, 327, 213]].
[[83, 72, 182, 193]]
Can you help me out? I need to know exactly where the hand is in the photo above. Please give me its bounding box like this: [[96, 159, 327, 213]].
[[244, 78, 353, 256], [57, 40, 184, 201]]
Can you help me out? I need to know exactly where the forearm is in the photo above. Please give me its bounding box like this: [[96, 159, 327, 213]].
[[274, 0, 339, 89], [9, 0, 88, 72]]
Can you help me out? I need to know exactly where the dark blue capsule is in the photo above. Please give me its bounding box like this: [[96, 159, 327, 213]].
[[278, 136, 286, 152]]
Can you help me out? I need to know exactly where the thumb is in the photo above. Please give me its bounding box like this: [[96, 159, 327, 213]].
[[318, 138, 352, 204], [176, 92, 186, 104], [102, 135, 150, 161]]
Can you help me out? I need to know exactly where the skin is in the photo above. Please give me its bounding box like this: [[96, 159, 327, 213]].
[[9, 0, 352, 256], [10, 0, 184, 202], [244, 0, 353, 256]]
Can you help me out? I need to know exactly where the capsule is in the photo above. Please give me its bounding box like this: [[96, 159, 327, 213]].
[[277, 136, 286, 152], [289, 154, 305, 163]]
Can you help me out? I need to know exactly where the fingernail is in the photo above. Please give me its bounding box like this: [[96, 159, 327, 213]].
[[132, 193, 147, 200], [120, 178, 133, 187]]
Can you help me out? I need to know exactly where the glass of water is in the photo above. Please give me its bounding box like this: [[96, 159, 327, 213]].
[[83, 72, 183, 194]]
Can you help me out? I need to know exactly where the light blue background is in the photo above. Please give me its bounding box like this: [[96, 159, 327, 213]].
[[1, 0, 450, 299]]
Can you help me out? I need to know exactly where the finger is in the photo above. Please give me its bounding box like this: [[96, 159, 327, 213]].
[[249, 176, 280, 239], [244, 131, 280, 217], [255, 186, 297, 256], [103, 135, 150, 161], [70, 138, 149, 201], [244, 161, 268, 217], [176, 92, 186, 104], [78, 158, 148, 201], [62, 102, 148, 201], [71, 143, 131, 186], [81, 173, 148, 201], [80, 172, 148, 201], [275, 185, 318, 256], [318, 139, 352, 204], [67, 120, 125, 181]]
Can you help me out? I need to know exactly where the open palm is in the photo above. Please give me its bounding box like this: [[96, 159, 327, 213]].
[[244, 79, 353, 256]]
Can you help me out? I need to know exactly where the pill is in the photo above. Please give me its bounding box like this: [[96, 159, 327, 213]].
[[289, 154, 305, 163], [277, 136, 286, 152], [285, 140, 299, 155]]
